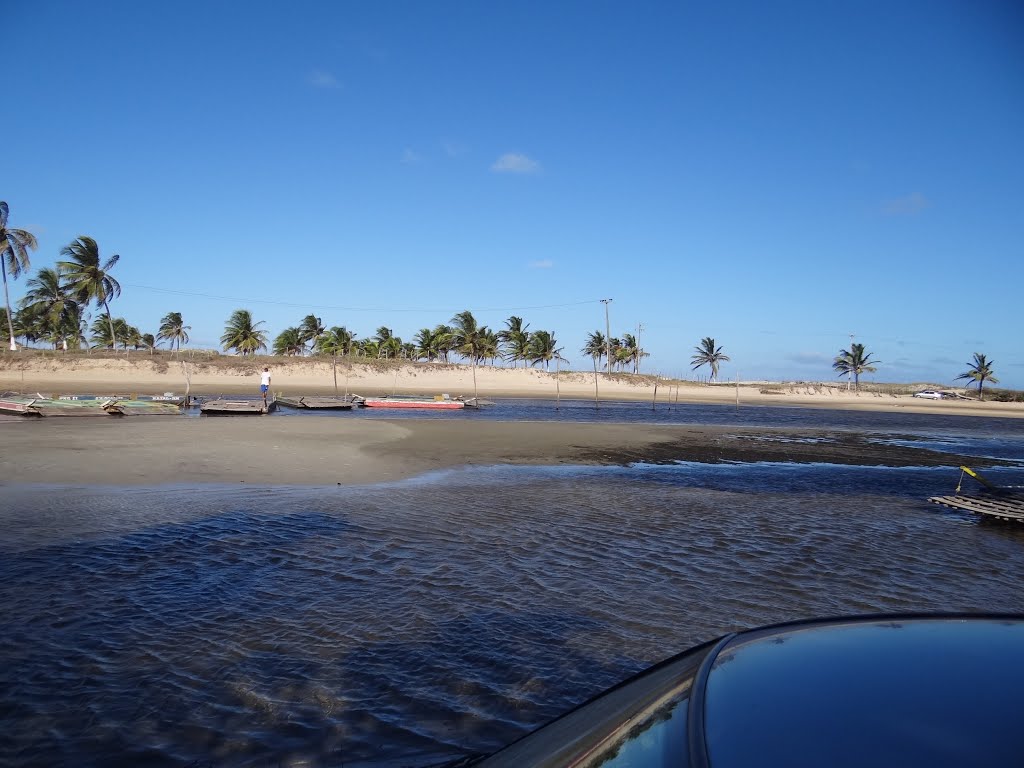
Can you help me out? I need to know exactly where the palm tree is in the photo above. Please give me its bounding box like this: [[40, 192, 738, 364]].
[[621, 333, 641, 374], [317, 326, 355, 357], [582, 330, 606, 369], [434, 324, 455, 363], [157, 312, 191, 351], [299, 314, 325, 353], [21, 267, 79, 348], [832, 342, 878, 391], [141, 333, 156, 355], [608, 337, 623, 371], [450, 311, 487, 362], [358, 339, 379, 359], [57, 236, 121, 351], [124, 324, 143, 353], [1, 202, 39, 351], [956, 353, 998, 401], [221, 309, 268, 355], [14, 304, 44, 348], [274, 327, 305, 356], [499, 316, 531, 367], [691, 337, 731, 382], [90, 316, 116, 349], [527, 330, 562, 370], [373, 327, 403, 359], [316, 326, 354, 394], [413, 327, 441, 361]]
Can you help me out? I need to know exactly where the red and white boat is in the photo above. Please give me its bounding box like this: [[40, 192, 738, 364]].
[[360, 394, 465, 410]]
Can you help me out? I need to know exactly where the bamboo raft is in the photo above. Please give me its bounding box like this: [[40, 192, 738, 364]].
[[200, 398, 276, 415], [276, 396, 358, 410], [928, 466, 1024, 524]]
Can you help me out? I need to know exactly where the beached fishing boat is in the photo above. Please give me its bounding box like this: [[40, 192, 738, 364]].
[[459, 614, 1024, 767], [199, 398, 275, 415], [0, 394, 182, 417], [0, 396, 43, 416], [361, 394, 465, 410], [56, 393, 185, 405], [276, 395, 357, 410]]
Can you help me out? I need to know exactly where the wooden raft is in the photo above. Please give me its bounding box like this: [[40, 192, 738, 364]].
[[200, 398, 275, 415], [929, 493, 1024, 523], [276, 396, 355, 410]]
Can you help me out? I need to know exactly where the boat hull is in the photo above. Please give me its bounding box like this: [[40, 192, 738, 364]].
[[362, 399, 465, 409]]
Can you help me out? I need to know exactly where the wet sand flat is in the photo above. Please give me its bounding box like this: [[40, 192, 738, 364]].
[[0, 418, 1008, 487]]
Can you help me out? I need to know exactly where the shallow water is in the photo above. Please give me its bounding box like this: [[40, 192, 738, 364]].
[[3, 439, 1024, 767]]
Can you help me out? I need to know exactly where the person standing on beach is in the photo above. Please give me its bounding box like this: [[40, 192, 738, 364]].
[[260, 367, 271, 405]]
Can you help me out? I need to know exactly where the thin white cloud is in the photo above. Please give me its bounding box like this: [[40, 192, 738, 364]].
[[308, 69, 341, 89], [401, 148, 423, 165], [883, 192, 929, 215], [491, 153, 540, 174], [528, 259, 554, 269]]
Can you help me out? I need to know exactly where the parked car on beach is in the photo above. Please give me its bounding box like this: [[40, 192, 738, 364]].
[[913, 390, 945, 399]]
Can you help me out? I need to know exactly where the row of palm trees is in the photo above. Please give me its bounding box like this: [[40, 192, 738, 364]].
[[831, 342, 999, 400], [1, 202, 1004, 397], [226, 309, 570, 370], [1, 236, 123, 351]]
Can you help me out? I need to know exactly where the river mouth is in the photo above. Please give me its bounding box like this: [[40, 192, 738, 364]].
[[3, 458, 1024, 767]]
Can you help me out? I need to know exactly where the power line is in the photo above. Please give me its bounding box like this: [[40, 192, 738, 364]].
[[123, 284, 602, 314]]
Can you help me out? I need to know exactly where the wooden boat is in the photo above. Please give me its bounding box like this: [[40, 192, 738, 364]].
[[0, 395, 181, 417], [0, 396, 43, 416], [200, 398, 275, 415], [56, 393, 185, 405], [929, 466, 1024, 523], [460, 397, 495, 408], [276, 395, 356, 410], [360, 393, 465, 410], [0, 395, 125, 416]]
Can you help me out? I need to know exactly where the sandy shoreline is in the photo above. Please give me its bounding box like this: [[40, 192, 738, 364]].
[[1, 355, 1021, 419], [1, 418, 1011, 487]]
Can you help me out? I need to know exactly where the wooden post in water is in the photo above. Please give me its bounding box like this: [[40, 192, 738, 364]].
[[555, 355, 560, 409], [652, 380, 658, 410], [736, 371, 740, 409], [180, 361, 192, 406]]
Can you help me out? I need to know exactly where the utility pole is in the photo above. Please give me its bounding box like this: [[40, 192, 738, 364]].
[[636, 322, 644, 374], [600, 298, 613, 374], [847, 333, 855, 392]]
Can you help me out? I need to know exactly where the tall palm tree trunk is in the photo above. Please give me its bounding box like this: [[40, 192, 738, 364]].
[[103, 297, 116, 351], [2, 260, 16, 351]]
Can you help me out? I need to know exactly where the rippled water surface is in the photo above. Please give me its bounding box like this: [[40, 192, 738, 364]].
[[3, 421, 1024, 766]]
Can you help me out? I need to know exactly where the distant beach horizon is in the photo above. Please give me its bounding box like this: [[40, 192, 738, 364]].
[[1, 352, 1022, 419]]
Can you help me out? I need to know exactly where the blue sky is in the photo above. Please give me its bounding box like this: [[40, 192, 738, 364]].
[[6, 1, 1023, 386]]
